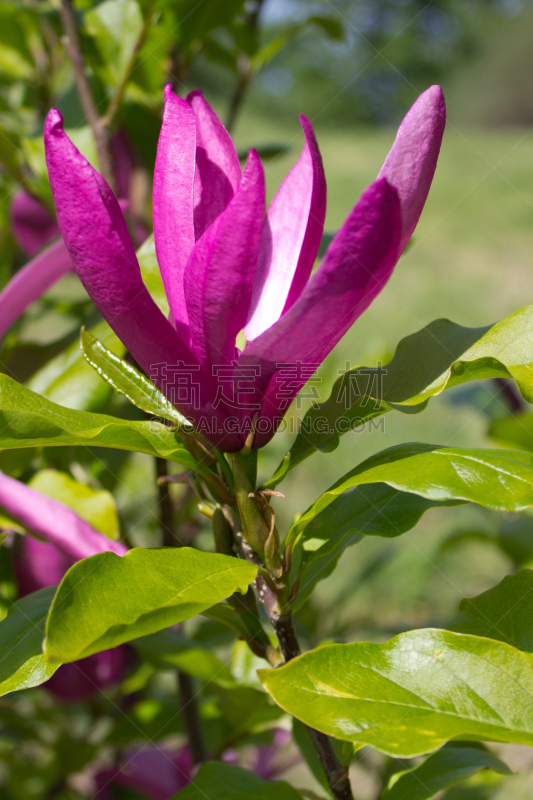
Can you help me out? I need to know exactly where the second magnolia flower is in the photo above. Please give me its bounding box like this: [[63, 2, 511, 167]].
[[44, 85, 445, 451]]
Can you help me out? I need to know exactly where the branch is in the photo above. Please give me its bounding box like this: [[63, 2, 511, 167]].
[[238, 542, 355, 800], [225, 0, 266, 133], [177, 670, 207, 765], [268, 611, 354, 800], [59, 0, 115, 189], [155, 457, 177, 547], [100, 4, 154, 129], [154, 456, 207, 764]]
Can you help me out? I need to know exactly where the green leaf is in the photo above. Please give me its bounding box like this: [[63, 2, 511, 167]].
[[450, 569, 533, 652], [489, 413, 533, 452], [259, 629, 533, 757], [134, 628, 235, 685], [28, 320, 126, 412], [0, 588, 57, 696], [44, 548, 257, 663], [28, 469, 119, 539], [85, 0, 143, 86], [0, 374, 207, 474], [287, 308, 533, 471], [290, 483, 460, 610], [381, 743, 511, 800], [288, 443, 533, 606], [172, 761, 303, 799], [81, 328, 191, 428]]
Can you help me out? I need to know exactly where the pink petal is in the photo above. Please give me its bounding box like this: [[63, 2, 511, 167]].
[[0, 239, 72, 339], [44, 108, 206, 414], [153, 86, 197, 337], [185, 149, 265, 389], [187, 90, 241, 240], [0, 471, 127, 560], [378, 85, 446, 251], [13, 536, 76, 596], [244, 115, 326, 341], [239, 178, 402, 446], [10, 191, 59, 256]]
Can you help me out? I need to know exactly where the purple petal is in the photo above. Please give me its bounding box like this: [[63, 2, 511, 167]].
[[153, 86, 197, 337], [0, 239, 72, 339], [378, 85, 446, 251], [44, 648, 128, 701], [13, 536, 76, 596], [10, 191, 59, 256], [239, 178, 402, 446], [187, 90, 241, 240], [0, 471, 127, 560], [44, 108, 205, 413], [185, 149, 265, 388], [244, 115, 326, 341]]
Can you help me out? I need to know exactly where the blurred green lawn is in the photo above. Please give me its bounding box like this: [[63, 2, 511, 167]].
[[229, 113, 533, 645]]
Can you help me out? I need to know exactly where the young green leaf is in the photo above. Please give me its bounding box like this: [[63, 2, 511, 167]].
[[0, 587, 57, 696], [381, 743, 511, 800], [287, 443, 533, 606], [290, 443, 533, 543], [0, 374, 207, 475], [290, 483, 460, 610], [173, 761, 303, 799], [450, 569, 533, 652], [81, 328, 191, 428], [285, 307, 533, 472], [44, 548, 257, 664], [259, 629, 533, 757]]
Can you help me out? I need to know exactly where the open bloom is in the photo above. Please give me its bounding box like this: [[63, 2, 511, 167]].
[[44, 86, 445, 451], [0, 471, 128, 701]]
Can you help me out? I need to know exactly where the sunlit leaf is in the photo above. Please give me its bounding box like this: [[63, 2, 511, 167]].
[[259, 629, 533, 757], [286, 308, 533, 472], [44, 548, 257, 663], [288, 443, 533, 606], [0, 374, 207, 474]]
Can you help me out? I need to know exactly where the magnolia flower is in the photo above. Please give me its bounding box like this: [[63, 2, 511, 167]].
[[0, 471, 128, 701], [44, 86, 445, 451]]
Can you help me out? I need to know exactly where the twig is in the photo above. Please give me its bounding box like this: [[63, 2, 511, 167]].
[[494, 378, 525, 414], [269, 611, 354, 800], [100, 3, 154, 129], [177, 670, 207, 765], [155, 457, 177, 547], [59, 0, 114, 188], [154, 456, 207, 763], [238, 543, 354, 800], [225, 0, 266, 133]]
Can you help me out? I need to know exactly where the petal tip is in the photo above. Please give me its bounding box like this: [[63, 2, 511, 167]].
[[45, 108, 64, 138], [186, 89, 203, 105]]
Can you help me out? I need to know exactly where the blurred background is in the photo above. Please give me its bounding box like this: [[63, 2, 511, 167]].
[[2, 1, 533, 797]]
